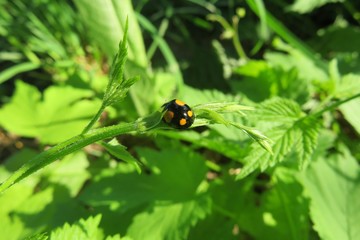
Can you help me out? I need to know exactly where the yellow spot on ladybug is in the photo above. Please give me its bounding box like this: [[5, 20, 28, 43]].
[[187, 110, 193, 117], [175, 99, 185, 106], [179, 118, 187, 126], [164, 111, 174, 123]]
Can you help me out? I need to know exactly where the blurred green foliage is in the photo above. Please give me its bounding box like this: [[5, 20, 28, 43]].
[[0, 0, 360, 239]]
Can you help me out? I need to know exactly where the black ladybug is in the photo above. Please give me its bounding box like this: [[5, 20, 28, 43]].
[[161, 99, 195, 129]]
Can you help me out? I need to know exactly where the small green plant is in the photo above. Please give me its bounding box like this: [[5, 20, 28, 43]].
[[1, 1, 360, 239], [0, 19, 271, 194]]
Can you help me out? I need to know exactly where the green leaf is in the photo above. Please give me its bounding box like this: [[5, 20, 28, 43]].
[[339, 98, 360, 134], [42, 152, 90, 197], [246, 0, 328, 71], [335, 74, 360, 134], [204, 165, 309, 239], [0, 62, 40, 84], [13, 187, 55, 233], [294, 118, 321, 169], [182, 85, 250, 106], [0, 81, 101, 144], [236, 98, 320, 179], [81, 146, 208, 206], [24, 232, 48, 240], [80, 145, 210, 239], [0, 152, 52, 240], [310, 26, 360, 56], [335, 74, 360, 99], [233, 61, 310, 103], [2, 148, 38, 173], [289, 0, 343, 14], [188, 212, 238, 240], [104, 235, 122, 240], [100, 140, 141, 174], [50, 215, 102, 240], [254, 97, 304, 122], [73, 0, 147, 67], [5, 181, 89, 239], [0, 173, 35, 240], [239, 168, 309, 240], [105, 235, 123, 240], [301, 144, 360, 240], [126, 196, 211, 240], [265, 40, 328, 84], [0, 216, 24, 240], [258, 168, 309, 240]]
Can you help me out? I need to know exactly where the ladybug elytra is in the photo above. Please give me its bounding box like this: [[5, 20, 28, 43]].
[[161, 99, 195, 129]]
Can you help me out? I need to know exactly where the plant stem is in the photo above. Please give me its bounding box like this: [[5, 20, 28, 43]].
[[147, 18, 169, 61], [82, 104, 106, 134], [310, 93, 360, 119], [0, 122, 136, 192], [232, 17, 248, 60]]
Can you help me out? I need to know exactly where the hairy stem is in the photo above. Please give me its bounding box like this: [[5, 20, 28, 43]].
[[82, 104, 106, 134], [0, 122, 137, 192]]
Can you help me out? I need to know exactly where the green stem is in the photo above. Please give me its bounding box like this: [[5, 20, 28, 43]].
[[146, 18, 169, 61], [207, 14, 233, 31], [232, 17, 248, 60], [0, 109, 163, 193], [0, 122, 136, 192], [310, 93, 360, 119], [82, 104, 106, 134]]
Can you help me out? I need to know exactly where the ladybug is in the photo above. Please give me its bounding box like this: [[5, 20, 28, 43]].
[[161, 99, 195, 129]]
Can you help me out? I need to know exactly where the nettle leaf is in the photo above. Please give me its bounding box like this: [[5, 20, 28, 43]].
[[182, 85, 250, 106], [14, 187, 54, 233], [80, 146, 210, 239], [126, 196, 210, 240], [237, 167, 309, 240], [301, 144, 360, 240], [0, 174, 35, 240], [257, 97, 305, 122], [50, 215, 102, 240], [24, 232, 49, 240], [0, 152, 89, 238], [201, 166, 309, 239], [157, 130, 250, 162], [81, 147, 208, 206], [0, 150, 49, 240], [294, 117, 320, 169], [42, 151, 90, 197], [0, 81, 101, 144], [104, 235, 122, 240], [236, 98, 320, 179], [260, 167, 309, 239]]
